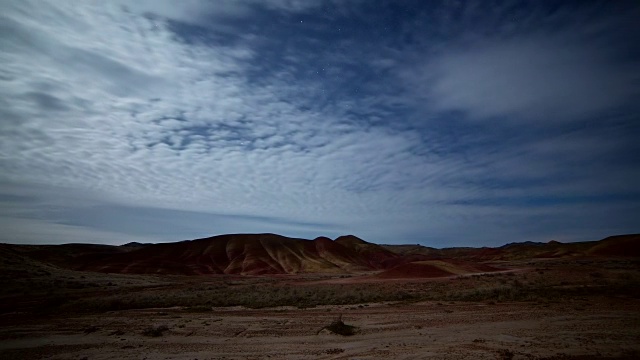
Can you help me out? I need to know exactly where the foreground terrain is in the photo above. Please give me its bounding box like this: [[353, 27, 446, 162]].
[[1, 234, 639, 359], [1, 296, 639, 360]]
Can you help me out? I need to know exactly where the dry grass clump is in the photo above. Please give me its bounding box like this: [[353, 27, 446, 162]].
[[319, 314, 358, 336], [142, 325, 169, 337], [498, 349, 515, 360], [326, 348, 345, 354]]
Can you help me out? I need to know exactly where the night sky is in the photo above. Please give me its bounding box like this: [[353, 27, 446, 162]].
[[1, 0, 638, 247]]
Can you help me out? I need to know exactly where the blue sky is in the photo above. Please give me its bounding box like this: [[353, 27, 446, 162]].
[[0, 0, 638, 247]]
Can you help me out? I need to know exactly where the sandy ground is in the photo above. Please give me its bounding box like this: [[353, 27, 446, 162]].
[[1, 297, 639, 360]]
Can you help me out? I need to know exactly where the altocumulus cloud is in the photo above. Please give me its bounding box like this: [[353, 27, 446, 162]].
[[0, 0, 638, 247]]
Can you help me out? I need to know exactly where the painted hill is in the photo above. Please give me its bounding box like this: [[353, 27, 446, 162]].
[[375, 260, 500, 279], [334, 235, 400, 269], [2, 233, 637, 277], [18, 234, 395, 275], [584, 234, 640, 257], [78, 234, 404, 275]]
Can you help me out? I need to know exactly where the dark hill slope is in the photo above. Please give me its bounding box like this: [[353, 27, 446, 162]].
[[334, 235, 400, 268], [72, 234, 377, 275]]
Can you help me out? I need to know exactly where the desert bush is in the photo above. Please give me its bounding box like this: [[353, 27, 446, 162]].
[[142, 325, 169, 337], [36, 294, 73, 314], [498, 349, 515, 360], [326, 348, 344, 354], [83, 325, 99, 334], [320, 314, 358, 336]]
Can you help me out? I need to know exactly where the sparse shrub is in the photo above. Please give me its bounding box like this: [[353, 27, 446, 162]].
[[617, 272, 632, 281], [326, 348, 344, 354], [498, 349, 515, 360], [83, 325, 99, 334], [142, 325, 169, 337], [37, 294, 71, 313], [319, 314, 358, 336]]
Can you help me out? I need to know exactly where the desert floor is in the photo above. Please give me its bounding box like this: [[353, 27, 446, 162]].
[[1, 297, 639, 359], [1, 258, 639, 359]]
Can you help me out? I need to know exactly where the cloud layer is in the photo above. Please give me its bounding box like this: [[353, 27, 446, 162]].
[[1, 0, 638, 246]]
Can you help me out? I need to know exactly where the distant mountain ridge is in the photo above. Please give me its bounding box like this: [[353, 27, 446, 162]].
[[382, 234, 640, 261], [2, 233, 638, 276]]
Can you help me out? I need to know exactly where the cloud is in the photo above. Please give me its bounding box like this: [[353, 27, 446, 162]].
[[0, 216, 157, 245], [118, 0, 327, 26], [0, 0, 637, 247], [403, 2, 640, 122], [423, 36, 637, 121], [0, 0, 440, 243]]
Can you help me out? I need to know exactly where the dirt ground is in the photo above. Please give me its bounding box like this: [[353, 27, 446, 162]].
[[1, 297, 639, 360], [1, 257, 639, 359]]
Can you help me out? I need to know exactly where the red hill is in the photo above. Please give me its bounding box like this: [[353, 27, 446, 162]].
[[375, 259, 500, 279], [71, 233, 381, 275], [335, 235, 400, 269], [2, 233, 637, 277]]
